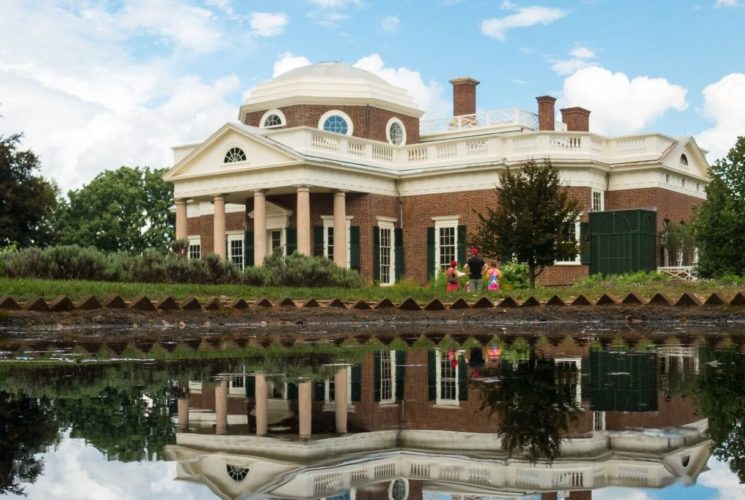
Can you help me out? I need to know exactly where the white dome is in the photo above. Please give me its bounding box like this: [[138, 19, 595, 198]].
[[241, 62, 423, 117]]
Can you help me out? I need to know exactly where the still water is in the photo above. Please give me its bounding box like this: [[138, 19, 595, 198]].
[[1, 326, 745, 499]]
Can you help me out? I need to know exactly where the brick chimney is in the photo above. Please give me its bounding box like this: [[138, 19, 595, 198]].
[[450, 77, 479, 116], [560, 106, 591, 132], [536, 95, 557, 131]]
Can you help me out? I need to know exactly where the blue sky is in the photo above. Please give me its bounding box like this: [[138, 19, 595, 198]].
[[1, 0, 744, 193]]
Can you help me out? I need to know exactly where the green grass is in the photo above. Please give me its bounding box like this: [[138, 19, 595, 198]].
[[0, 271, 743, 303]]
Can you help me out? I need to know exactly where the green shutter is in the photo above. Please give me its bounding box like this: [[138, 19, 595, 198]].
[[395, 350, 405, 402], [350, 226, 360, 271], [428, 350, 436, 401], [372, 226, 380, 283], [246, 376, 255, 398], [374, 351, 381, 402], [314, 381, 325, 401], [580, 221, 591, 265], [427, 227, 435, 281], [394, 228, 404, 281], [287, 383, 298, 400], [351, 364, 361, 401], [458, 355, 468, 401], [457, 225, 467, 265], [286, 228, 297, 256], [245, 230, 254, 267], [313, 225, 324, 257]]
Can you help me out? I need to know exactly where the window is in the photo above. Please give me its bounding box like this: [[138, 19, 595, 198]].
[[433, 217, 459, 275], [188, 237, 201, 260], [386, 117, 406, 146], [323, 368, 352, 405], [226, 465, 249, 481], [379, 351, 396, 404], [270, 230, 283, 255], [378, 221, 396, 285], [593, 411, 606, 431], [680, 154, 688, 168], [224, 147, 246, 163], [319, 110, 353, 136], [322, 216, 352, 267], [591, 190, 603, 212], [556, 219, 581, 264], [665, 173, 670, 184], [260, 108, 286, 128], [436, 350, 459, 404], [228, 234, 244, 269]]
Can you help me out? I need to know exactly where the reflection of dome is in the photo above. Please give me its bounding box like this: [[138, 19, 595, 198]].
[[242, 62, 423, 116]]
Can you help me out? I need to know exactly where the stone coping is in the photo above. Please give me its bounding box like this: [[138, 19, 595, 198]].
[[0, 291, 744, 313]]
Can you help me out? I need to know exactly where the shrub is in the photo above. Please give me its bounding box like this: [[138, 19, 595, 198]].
[[502, 261, 530, 289], [243, 265, 269, 286], [128, 249, 168, 283], [202, 254, 242, 284], [262, 253, 364, 288], [2, 245, 108, 280]]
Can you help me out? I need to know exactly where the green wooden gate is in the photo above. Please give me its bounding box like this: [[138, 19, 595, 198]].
[[589, 209, 656, 276]]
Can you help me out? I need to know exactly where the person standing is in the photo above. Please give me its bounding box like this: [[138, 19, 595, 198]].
[[465, 247, 485, 292], [486, 261, 502, 292], [446, 260, 461, 292]]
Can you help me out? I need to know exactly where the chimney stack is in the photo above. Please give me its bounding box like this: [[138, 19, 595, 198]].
[[560, 107, 591, 132], [450, 77, 479, 116], [536, 96, 557, 131]]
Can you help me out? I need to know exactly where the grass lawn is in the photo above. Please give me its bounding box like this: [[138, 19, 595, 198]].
[[1, 273, 744, 303]]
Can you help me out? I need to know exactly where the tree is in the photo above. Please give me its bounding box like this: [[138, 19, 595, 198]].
[[470, 160, 579, 288], [693, 136, 745, 277], [0, 133, 58, 248], [54, 166, 174, 254]]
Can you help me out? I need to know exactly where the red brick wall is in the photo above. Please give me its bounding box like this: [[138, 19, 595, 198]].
[[244, 104, 420, 144], [450, 78, 479, 116], [536, 96, 557, 131]]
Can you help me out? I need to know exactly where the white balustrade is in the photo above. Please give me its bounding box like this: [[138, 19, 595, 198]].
[[347, 140, 366, 157], [408, 146, 428, 162], [466, 139, 488, 156], [372, 144, 394, 163], [616, 137, 647, 155], [409, 462, 431, 478], [436, 143, 457, 159]]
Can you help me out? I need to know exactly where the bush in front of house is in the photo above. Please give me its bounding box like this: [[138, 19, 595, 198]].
[[262, 253, 365, 288]]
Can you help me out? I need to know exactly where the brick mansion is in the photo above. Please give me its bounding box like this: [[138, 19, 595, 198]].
[[164, 62, 710, 285]]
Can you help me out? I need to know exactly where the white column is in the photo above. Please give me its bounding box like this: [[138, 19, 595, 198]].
[[255, 374, 268, 436], [333, 191, 347, 268], [298, 380, 312, 439], [253, 190, 266, 266], [177, 398, 189, 431], [296, 186, 311, 256], [175, 199, 187, 240], [215, 379, 228, 435], [213, 194, 226, 260], [334, 367, 348, 434]]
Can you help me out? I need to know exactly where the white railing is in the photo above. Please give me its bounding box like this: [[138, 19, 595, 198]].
[[657, 266, 697, 281], [420, 108, 539, 134]]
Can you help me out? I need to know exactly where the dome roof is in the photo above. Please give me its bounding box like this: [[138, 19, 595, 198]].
[[240, 62, 423, 117]]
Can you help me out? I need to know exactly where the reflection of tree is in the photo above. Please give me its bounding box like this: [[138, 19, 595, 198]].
[[53, 386, 175, 462], [476, 356, 581, 463], [0, 391, 59, 496], [691, 349, 745, 481]]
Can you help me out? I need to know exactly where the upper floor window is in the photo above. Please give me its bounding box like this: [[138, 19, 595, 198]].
[[260, 109, 286, 128], [591, 190, 603, 212], [386, 117, 406, 146], [224, 147, 246, 163], [680, 154, 689, 168], [319, 110, 353, 136]]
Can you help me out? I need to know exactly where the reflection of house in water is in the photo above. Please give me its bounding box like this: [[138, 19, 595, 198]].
[[166, 347, 712, 499]]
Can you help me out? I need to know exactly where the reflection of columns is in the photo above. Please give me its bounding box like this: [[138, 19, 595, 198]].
[[255, 374, 268, 436], [213, 195, 226, 260], [215, 379, 228, 435], [296, 186, 311, 256], [335, 367, 348, 434], [298, 381, 312, 439], [254, 190, 266, 266], [177, 398, 189, 431], [175, 199, 187, 240], [333, 191, 347, 268]]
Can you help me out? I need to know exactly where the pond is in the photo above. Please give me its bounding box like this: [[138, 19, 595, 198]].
[[1, 325, 744, 499]]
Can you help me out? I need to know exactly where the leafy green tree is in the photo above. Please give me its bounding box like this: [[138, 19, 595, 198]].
[[470, 160, 579, 288], [0, 133, 58, 248], [693, 136, 745, 277], [54, 166, 174, 254]]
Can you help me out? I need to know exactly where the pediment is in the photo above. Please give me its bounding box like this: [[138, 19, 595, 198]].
[[661, 137, 710, 179], [164, 123, 302, 181]]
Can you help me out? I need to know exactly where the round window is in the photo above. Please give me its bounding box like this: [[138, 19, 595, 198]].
[[323, 115, 349, 135], [389, 122, 404, 146]]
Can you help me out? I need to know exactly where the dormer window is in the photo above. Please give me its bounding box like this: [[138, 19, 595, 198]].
[[224, 147, 246, 163], [319, 110, 353, 136], [260, 109, 286, 128]]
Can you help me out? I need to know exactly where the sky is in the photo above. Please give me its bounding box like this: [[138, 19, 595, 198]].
[[1, 0, 744, 194]]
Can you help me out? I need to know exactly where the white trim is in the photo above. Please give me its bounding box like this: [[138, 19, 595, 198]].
[[433, 217, 460, 275], [318, 109, 354, 136], [321, 216, 353, 268], [260, 109, 286, 128], [385, 117, 407, 146], [591, 190, 604, 212], [227, 233, 245, 269], [435, 350, 460, 406], [187, 235, 201, 260], [377, 221, 396, 286]]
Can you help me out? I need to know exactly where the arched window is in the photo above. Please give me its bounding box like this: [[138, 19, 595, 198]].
[[319, 110, 353, 136], [226, 464, 249, 481], [224, 147, 246, 163], [680, 154, 688, 168], [260, 109, 286, 128], [264, 114, 282, 127]]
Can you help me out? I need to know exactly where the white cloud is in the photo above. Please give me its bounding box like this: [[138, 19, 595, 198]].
[[308, 0, 362, 7], [561, 66, 688, 135], [715, 0, 742, 6], [551, 45, 597, 76], [381, 16, 400, 33], [249, 12, 289, 37], [698, 456, 745, 499], [481, 5, 568, 41], [354, 53, 449, 119], [570, 46, 595, 58], [272, 52, 313, 78], [593, 488, 653, 500], [696, 73, 745, 161]]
